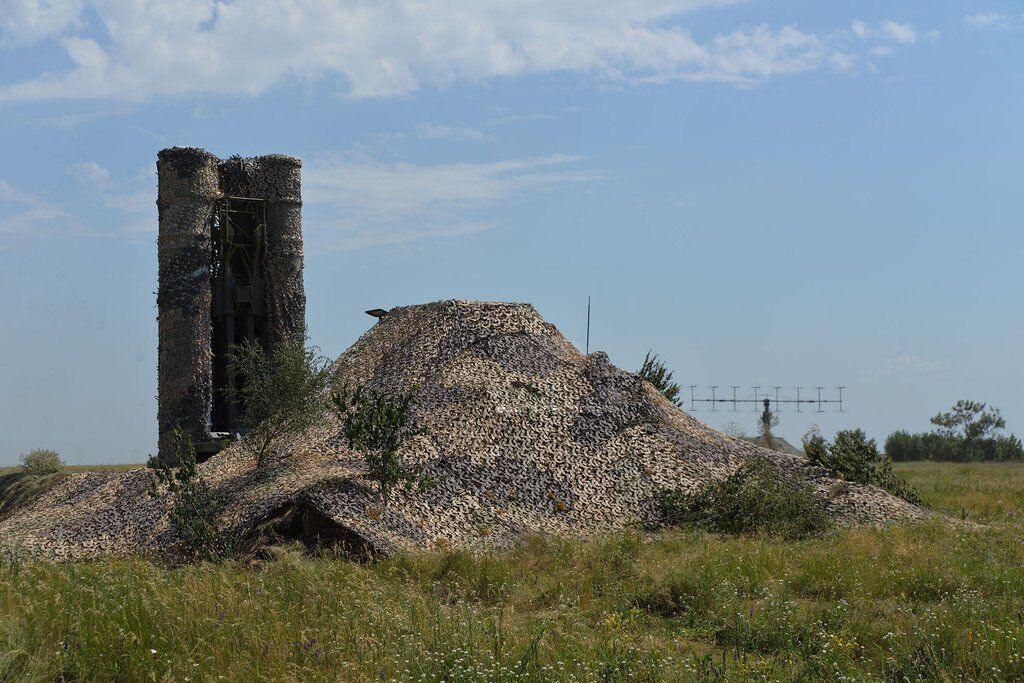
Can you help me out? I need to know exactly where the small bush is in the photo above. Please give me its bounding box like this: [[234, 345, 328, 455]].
[[147, 429, 235, 562], [654, 455, 831, 540], [19, 449, 64, 475], [331, 385, 424, 503], [231, 332, 331, 464], [0, 450, 68, 521], [805, 427, 921, 505], [637, 351, 682, 407]]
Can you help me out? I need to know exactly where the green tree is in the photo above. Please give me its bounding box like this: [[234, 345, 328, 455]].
[[930, 400, 1006, 443], [331, 385, 423, 504], [231, 332, 331, 464], [638, 351, 682, 407]]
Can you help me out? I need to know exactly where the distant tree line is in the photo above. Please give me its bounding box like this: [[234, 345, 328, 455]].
[[886, 400, 1023, 462]]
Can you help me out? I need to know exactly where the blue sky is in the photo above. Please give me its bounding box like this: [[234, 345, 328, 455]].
[[1, 1, 1022, 465]]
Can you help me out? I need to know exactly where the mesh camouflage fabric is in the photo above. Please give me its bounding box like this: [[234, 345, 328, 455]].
[[156, 148, 305, 462], [0, 301, 929, 561]]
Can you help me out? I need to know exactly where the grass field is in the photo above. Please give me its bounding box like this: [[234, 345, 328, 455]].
[[1, 462, 1022, 681]]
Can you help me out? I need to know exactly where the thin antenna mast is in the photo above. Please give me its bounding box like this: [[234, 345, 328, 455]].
[[585, 296, 591, 354]]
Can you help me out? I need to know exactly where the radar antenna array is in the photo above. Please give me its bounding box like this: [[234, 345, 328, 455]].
[[687, 386, 845, 413]]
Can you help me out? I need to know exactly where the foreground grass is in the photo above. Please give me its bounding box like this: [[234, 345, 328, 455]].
[[1, 463, 1022, 681]]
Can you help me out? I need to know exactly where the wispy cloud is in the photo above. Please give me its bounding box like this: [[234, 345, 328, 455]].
[[304, 151, 601, 250], [884, 354, 952, 374], [415, 124, 491, 142], [0, 1, 934, 103], [487, 112, 557, 125], [67, 160, 154, 234], [330, 223, 491, 252], [838, 18, 938, 73], [0, 179, 67, 238], [879, 20, 918, 45], [965, 13, 1015, 31]]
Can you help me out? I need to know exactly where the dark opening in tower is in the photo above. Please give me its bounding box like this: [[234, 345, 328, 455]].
[[210, 197, 268, 434]]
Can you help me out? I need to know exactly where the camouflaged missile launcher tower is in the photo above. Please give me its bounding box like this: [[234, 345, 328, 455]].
[[157, 147, 305, 463]]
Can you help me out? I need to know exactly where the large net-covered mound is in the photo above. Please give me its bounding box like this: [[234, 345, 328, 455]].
[[0, 301, 928, 560]]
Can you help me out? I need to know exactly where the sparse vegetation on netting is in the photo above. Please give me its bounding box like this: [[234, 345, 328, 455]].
[[331, 384, 426, 503], [637, 351, 682, 406], [1, 461, 1023, 682], [147, 429, 236, 562], [654, 455, 831, 540], [230, 332, 331, 465], [0, 450, 67, 521], [804, 427, 921, 504]]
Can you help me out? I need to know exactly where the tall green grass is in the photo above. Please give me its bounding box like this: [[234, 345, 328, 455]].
[[1, 463, 1022, 681]]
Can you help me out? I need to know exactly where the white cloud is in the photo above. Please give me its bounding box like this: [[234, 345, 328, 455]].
[[0, 179, 24, 201], [884, 354, 952, 374], [851, 18, 923, 44], [67, 160, 112, 188], [0, 179, 66, 236], [0, 0, 84, 48], [965, 13, 1012, 30], [66, 160, 155, 233], [0, 204, 66, 235], [330, 223, 491, 252], [879, 20, 917, 45], [0, 1, 931, 102], [828, 51, 857, 73], [415, 124, 491, 142], [488, 112, 557, 125], [304, 151, 601, 250], [842, 18, 931, 70]]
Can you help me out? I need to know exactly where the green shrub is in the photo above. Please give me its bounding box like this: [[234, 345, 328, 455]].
[[0, 450, 68, 521], [637, 351, 682, 407], [806, 427, 921, 505], [654, 455, 831, 540], [331, 385, 424, 503], [147, 429, 235, 562], [230, 332, 331, 464], [19, 449, 64, 475]]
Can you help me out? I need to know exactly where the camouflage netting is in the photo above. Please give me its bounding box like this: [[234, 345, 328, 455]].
[[217, 154, 306, 344], [156, 148, 220, 458], [156, 147, 306, 461], [0, 301, 929, 561]]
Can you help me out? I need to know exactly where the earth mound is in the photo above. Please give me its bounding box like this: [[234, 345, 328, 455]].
[[0, 301, 928, 560]]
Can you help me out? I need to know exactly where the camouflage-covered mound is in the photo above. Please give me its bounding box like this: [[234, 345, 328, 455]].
[[0, 301, 928, 560]]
